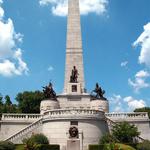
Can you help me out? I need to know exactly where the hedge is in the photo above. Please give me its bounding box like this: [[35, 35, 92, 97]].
[[35, 144, 60, 150], [89, 144, 136, 150], [89, 144, 103, 150], [0, 141, 15, 150], [15, 144, 60, 150]]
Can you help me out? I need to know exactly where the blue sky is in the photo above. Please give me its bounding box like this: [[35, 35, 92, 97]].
[[0, 0, 150, 112]]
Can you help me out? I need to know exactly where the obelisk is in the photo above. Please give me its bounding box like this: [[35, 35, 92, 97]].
[[64, 0, 85, 93]]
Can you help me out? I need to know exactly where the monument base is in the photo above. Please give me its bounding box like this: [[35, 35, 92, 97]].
[[67, 139, 80, 150]]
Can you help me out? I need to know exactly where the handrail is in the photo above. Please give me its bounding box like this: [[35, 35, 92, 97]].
[[106, 112, 149, 120]]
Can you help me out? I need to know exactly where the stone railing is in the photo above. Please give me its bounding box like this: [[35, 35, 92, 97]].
[[2, 114, 42, 121], [5, 118, 43, 143], [105, 112, 149, 121], [43, 109, 105, 120]]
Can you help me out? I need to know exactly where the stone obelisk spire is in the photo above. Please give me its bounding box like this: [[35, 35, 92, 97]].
[[64, 0, 85, 93]]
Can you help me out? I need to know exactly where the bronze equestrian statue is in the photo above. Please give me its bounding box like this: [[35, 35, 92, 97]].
[[91, 83, 105, 99], [42, 82, 56, 99]]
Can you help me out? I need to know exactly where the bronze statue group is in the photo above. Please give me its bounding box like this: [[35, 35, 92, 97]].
[[42, 66, 106, 100]]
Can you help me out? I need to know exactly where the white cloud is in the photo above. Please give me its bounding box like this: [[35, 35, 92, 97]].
[[124, 96, 146, 110], [109, 94, 123, 112], [109, 94, 146, 112], [0, 8, 4, 20], [48, 65, 54, 71], [13, 49, 29, 75], [39, 0, 108, 16], [133, 22, 150, 67], [0, 60, 18, 77], [135, 70, 150, 78], [128, 70, 150, 92], [121, 61, 128, 67], [0, 2, 29, 77], [0, 19, 15, 59]]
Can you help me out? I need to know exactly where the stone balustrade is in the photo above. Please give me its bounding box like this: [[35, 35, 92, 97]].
[[105, 112, 149, 121], [43, 109, 105, 120], [2, 112, 149, 122], [2, 114, 42, 121]]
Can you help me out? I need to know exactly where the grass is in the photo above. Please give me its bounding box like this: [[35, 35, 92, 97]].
[[15, 144, 24, 150], [115, 143, 136, 150]]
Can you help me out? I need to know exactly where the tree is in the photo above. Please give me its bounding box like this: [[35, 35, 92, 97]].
[[134, 107, 150, 118], [5, 95, 12, 105], [111, 121, 140, 144], [16, 91, 44, 113], [0, 94, 3, 119], [0, 93, 3, 105], [2, 95, 18, 113]]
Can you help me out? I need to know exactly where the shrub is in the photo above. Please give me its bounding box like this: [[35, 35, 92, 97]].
[[89, 144, 103, 150], [137, 140, 150, 150], [29, 134, 49, 145], [0, 141, 15, 150], [100, 133, 116, 144], [23, 133, 49, 150], [23, 137, 35, 150], [35, 144, 60, 150], [103, 143, 122, 150], [89, 144, 136, 150]]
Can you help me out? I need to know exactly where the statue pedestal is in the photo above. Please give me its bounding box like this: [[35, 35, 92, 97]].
[[67, 139, 80, 150], [90, 99, 109, 113], [67, 83, 82, 95], [40, 99, 60, 114]]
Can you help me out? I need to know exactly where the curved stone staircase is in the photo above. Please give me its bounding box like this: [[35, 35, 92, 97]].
[[5, 118, 43, 144]]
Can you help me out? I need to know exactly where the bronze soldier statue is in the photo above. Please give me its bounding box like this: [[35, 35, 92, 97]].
[[70, 66, 79, 83], [42, 82, 56, 99], [92, 83, 105, 99]]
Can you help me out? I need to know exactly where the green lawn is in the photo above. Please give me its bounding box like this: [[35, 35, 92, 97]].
[[15, 144, 24, 150], [115, 143, 136, 150]]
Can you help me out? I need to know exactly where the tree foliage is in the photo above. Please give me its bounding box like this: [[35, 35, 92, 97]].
[[0, 94, 17, 114], [0, 93, 3, 105], [0, 94, 3, 115], [16, 91, 44, 113], [134, 107, 150, 118], [5, 95, 12, 105], [0, 90, 44, 114], [111, 121, 140, 144]]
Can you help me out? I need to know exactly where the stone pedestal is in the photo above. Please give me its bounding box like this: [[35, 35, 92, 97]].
[[40, 99, 60, 114], [67, 139, 80, 150], [90, 99, 109, 113], [67, 83, 82, 95]]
